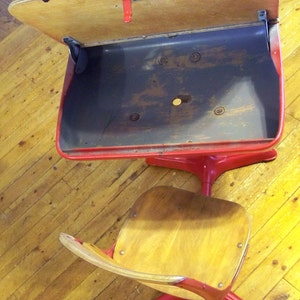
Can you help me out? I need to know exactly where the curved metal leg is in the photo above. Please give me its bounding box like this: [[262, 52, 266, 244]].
[[224, 291, 242, 300], [156, 290, 242, 300]]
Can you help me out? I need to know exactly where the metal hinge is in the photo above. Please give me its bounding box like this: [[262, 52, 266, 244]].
[[63, 37, 88, 74], [257, 10, 270, 44]]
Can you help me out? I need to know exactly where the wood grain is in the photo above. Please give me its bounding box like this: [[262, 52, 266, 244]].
[[9, 0, 279, 46]]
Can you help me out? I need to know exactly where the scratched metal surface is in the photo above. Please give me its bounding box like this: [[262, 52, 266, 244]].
[[59, 23, 279, 152]]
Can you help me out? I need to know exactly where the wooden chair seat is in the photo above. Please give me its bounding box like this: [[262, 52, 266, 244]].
[[60, 186, 250, 300]]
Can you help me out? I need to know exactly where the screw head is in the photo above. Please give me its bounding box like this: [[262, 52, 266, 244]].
[[190, 52, 201, 63], [158, 56, 168, 65], [129, 113, 140, 121], [172, 98, 182, 106], [214, 106, 225, 115]]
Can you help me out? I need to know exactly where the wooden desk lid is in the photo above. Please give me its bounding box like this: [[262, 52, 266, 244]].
[[9, 0, 278, 47]]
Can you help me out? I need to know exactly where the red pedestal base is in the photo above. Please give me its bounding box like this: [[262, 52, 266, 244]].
[[147, 149, 277, 196]]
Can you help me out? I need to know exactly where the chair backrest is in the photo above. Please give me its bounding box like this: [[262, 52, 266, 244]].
[[9, 0, 278, 47]]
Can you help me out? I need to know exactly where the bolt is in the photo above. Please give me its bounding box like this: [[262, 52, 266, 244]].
[[119, 250, 125, 255], [237, 242, 243, 248], [129, 113, 140, 121], [214, 106, 225, 115], [190, 52, 201, 63], [158, 56, 168, 65]]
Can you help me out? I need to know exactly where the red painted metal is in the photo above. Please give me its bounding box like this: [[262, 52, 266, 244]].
[[224, 291, 243, 300], [103, 243, 116, 259], [174, 277, 232, 300], [164, 277, 242, 300], [155, 291, 242, 300], [147, 149, 277, 196], [122, 0, 132, 23]]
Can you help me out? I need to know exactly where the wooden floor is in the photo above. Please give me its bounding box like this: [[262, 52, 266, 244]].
[[0, 1, 299, 299]]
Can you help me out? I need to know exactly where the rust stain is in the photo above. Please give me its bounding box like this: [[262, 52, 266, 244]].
[[209, 96, 218, 108], [160, 46, 247, 70], [129, 75, 167, 107]]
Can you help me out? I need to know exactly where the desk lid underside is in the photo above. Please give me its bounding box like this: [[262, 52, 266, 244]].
[[9, 0, 278, 46]]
